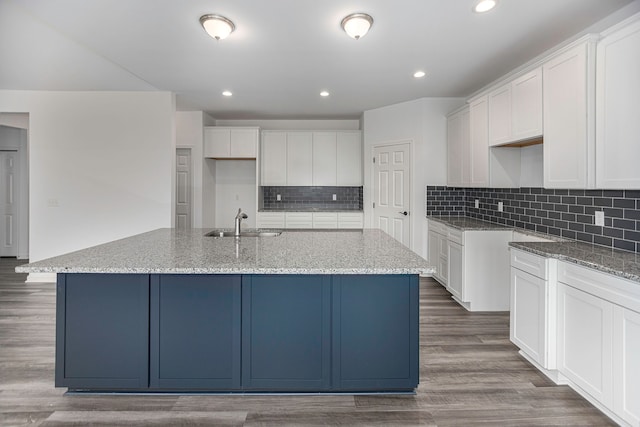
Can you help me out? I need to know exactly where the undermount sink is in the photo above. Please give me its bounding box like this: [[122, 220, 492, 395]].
[[205, 230, 282, 238]]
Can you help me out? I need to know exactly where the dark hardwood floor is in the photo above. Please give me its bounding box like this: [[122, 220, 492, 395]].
[[0, 258, 615, 426]]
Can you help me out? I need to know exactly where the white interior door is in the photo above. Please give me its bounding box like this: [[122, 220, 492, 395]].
[[373, 143, 411, 247], [175, 148, 192, 229], [0, 151, 18, 256]]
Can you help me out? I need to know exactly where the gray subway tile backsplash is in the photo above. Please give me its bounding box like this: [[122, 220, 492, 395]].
[[261, 186, 363, 211], [426, 186, 640, 253]]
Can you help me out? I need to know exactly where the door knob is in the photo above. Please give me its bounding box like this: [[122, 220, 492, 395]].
[[398, 211, 408, 216]]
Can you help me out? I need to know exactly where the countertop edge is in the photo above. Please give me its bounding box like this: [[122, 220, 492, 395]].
[[509, 242, 640, 283]]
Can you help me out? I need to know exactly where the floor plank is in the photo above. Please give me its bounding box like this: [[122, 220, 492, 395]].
[[0, 259, 616, 426]]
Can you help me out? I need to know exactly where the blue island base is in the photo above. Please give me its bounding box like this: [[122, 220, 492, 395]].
[[56, 273, 419, 393]]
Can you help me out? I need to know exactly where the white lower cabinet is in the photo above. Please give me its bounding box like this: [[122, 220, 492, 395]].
[[428, 221, 448, 286], [312, 212, 338, 229], [447, 240, 463, 300], [337, 212, 363, 229], [284, 212, 313, 229], [557, 282, 614, 409], [614, 307, 640, 426], [510, 249, 556, 370], [510, 256, 640, 427], [256, 212, 285, 228]]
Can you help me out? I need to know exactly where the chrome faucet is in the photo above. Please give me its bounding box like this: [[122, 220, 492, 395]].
[[234, 208, 248, 237]]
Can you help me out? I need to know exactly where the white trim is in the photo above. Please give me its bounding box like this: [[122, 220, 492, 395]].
[[26, 272, 56, 283]]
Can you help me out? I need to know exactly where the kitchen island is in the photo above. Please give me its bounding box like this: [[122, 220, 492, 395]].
[[17, 228, 433, 393]]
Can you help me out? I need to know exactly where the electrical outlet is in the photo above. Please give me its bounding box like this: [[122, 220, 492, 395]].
[[595, 211, 605, 226], [475, 199, 479, 209], [332, 194, 337, 201], [276, 194, 281, 201], [498, 201, 504, 212]]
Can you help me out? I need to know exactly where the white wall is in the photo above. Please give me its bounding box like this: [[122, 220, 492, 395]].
[[0, 90, 175, 265], [214, 160, 257, 229], [363, 97, 464, 258], [215, 119, 360, 130], [0, 125, 29, 258]]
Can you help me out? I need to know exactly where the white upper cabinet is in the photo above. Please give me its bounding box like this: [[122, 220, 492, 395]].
[[312, 132, 337, 186], [596, 16, 640, 189], [204, 127, 258, 158], [488, 85, 512, 146], [447, 107, 470, 187], [543, 41, 596, 189], [260, 131, 287, 186], [469, 96, 489, 187], [488, 67, 542, 147], [336, 131, 362, 186], [261, 130, 362, 186], [286, 132, 313, 186], [512, 68, 543, 141]]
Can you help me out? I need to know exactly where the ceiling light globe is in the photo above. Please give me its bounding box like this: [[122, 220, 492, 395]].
[[200, 15, 235, 40], [320, 91, 330, 97], [474, 0, 497, 13], [222, 91, 233, 97], [413, 71, 426, 78], [341, 13, 373, 40]]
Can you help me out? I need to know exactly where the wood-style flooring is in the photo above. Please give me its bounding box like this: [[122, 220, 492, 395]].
[[0, 258, 615, 426]]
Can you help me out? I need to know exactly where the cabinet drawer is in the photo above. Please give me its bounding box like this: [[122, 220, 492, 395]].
[[256, 213, 285, 229], [285, 212, 313, 229], [337, 212, 363, 229], [510, 249, 548, 280], [312, 213, 338, 229], [428, 220, 448, 235], [447, 228, 464, 245], [558, 262, 640, 313]]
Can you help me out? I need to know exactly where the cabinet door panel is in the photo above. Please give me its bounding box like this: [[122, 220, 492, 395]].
[[488, 85, 512, 146], [150, 275, 241, 390], [558, 283, 614, 408], [242, 275, 331, 390], [286, 132, 313, 185], [56, 274, 149, 389], [230, 128, 257, 158], [447, 111, 464, 186], [614, 307, 640, 425], [332, 275, 419, 390], [261, 132, 287, 185], [510, 268, 545, 366], [512, 68, 543, 141], [204, 128, 230, 158], [596, 19, 640, 188], [543, 44, 592, 188], [312, 132, 337, 186], [447, 241, 464, 301], [336, 132, 362, 186], [469, 97, 489, 186]]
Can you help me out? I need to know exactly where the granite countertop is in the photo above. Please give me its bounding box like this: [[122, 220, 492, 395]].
[[427, 216, 567, 241], [258, 209, 363, 213], [428, 216, 514, 231], [509, 241, 640, 283], [16, 228, 433, 275]]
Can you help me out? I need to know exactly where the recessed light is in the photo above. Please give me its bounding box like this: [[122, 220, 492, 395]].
[[474, 0, 497, 13], [320, 91, 330, 97], [413, 71, 426, 78], [222, 90, 233, 97]]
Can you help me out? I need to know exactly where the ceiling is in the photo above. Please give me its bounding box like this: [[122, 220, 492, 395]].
[[1, 0, 637, 119]]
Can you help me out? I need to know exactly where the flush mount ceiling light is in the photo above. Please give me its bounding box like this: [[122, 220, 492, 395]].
[[413, 70, 426, 78], [341, 13, 373, 40], [473, 0, 497, 13], [222, 90, 233, 97], [200, 14, 235, 40], [320, 91, 330, 97]]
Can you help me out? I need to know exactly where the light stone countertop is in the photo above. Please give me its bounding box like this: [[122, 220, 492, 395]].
[[15, 228, 434, 275], [509, 241, 640, 283]]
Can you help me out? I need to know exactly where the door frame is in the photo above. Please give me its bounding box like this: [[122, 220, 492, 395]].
[[368, 140, 415, 250]]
